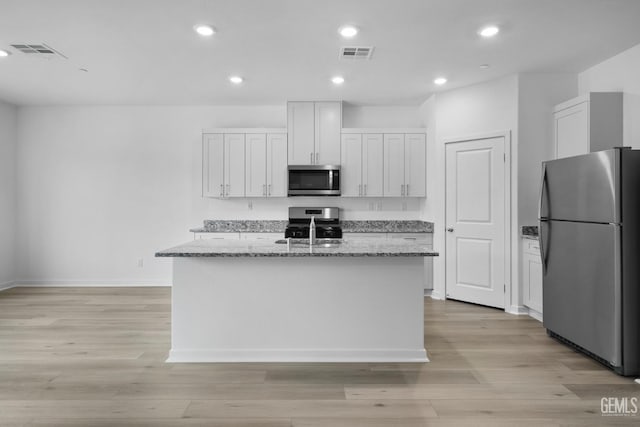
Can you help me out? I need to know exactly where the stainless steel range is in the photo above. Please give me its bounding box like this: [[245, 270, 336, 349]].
[[284, 207, 342, 239]]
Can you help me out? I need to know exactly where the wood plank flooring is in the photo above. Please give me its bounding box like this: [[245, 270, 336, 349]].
[[0, 286, 638, 426]]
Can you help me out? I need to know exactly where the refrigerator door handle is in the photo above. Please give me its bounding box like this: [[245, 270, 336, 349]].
[[538, 163, 548, 219], [539, 220, 548, 274]]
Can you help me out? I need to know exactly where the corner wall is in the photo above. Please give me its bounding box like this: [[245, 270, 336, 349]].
[[578, 42, 640, 148], [0, 100, 17, 289]]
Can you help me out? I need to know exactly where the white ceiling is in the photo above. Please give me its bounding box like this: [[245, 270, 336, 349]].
[[1, 0, 640, 106]]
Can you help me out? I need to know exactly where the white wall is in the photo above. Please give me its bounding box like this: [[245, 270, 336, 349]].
[[578, 42, 640, 148], [0, 100, 17, 289], [518, 74, 577, 226], [15, 104, 423, 285], [420, 74, 520, 308], [343, 105, 424, 128]]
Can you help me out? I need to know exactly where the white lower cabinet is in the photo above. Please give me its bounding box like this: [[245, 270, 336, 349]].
[[522, 237, 543, 318]]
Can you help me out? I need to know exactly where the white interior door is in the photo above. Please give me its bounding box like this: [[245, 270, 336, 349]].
[[445, 136, 505, 309]]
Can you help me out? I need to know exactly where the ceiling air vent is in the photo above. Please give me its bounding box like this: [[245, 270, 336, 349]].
[[10, 43, 67, 59], [339, 46, 374, 60]]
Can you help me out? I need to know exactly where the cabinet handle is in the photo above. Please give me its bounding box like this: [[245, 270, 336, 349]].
[[406, 184, 410, 196], [220, 184, 223, 197], [310, 152, 314, 164], [316, 152, 319, 164], [268, 184, 271, 196], [364, 184, 367, 196]]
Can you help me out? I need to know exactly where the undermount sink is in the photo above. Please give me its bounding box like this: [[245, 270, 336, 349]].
[[274, 239, 344, 248]]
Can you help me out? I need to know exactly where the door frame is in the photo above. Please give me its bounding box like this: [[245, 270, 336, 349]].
[[443, 131, 513, 312]]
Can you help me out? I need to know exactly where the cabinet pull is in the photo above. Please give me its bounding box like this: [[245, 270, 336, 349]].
[[220, 184, 223, 197], [316, 152, 319, 164], [406, 184, 410, 196], [268, 184, 272, 196], [310, 152, 314, 164], [364, 184, 367, 196]]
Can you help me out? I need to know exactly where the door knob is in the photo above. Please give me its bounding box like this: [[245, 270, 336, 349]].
[[447, 228, 454, 232]]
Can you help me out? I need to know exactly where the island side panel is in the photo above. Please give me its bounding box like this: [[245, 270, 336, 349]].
[[169, 256, 427, 362]]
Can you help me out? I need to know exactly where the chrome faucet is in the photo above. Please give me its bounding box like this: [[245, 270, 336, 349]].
[[309, 215, 316, 246]]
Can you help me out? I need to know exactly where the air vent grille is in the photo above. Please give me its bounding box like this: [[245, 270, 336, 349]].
[[339, 46, 374, 60], [10, 43, 67, 59]]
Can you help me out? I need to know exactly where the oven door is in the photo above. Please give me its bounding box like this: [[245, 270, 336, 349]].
[[288, 165, 340, 196]]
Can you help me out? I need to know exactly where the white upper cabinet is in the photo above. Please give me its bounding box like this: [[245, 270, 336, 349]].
[[288, 101, 342, 165], [362, 134, 384, 197], [203, 133, 245, 198], [341, 133, 383, 197], [340, 134, 362, 197], [554, 92, 622, 159], [244, 133, 288, 198], [384, 134, 406, 197], [223, 134, 246, 197], [383, 133, 426, 197], [245, 134, 268, 197], [314, 102, 342, 165], [405, 134, 426, 197], [203, 134, 225, 198], [266, 134, 287, 197]]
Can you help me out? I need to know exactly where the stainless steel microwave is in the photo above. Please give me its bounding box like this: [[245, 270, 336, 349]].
[[287, 165, 341, 196]]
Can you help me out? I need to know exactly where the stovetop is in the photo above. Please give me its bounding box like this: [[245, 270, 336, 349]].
[[285, 206, 343, 239]]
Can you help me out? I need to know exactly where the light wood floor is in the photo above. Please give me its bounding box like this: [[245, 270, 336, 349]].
[[0, 287, 638, 426]]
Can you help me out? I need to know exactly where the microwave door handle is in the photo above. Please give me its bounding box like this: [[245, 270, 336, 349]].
[[329, 170, 333, 191]]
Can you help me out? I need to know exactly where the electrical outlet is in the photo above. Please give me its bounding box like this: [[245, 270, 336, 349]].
[[137, 258, 144, 268]]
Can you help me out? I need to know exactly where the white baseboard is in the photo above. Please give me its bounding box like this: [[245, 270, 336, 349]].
[[13, 280, 171, 287], [506, 304, 530, 315], [527, 308, 543, 322], [429, 290, 445, 300], [0, 281, 15, 291], [167, 348, 429, 363]]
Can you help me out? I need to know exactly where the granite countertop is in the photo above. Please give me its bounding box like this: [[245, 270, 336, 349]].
[[156, 237, 439, 258], [521, 225, 539, 238], [190, 220, 433, 234]]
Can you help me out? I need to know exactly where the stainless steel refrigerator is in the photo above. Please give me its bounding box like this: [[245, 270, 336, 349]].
[[539, 147, 640, 376]]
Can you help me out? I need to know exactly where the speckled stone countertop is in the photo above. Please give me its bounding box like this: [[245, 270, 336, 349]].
[[156, 237, 438, 258], [190, 220, 433, 233], [522, 225, 539, 238]]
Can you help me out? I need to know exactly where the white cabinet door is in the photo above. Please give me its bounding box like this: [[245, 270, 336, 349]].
[[522, 238, 543, 314], [287, 102, 315, 165], [405, 134, 426, 197], [314, 102, 342, 165], [363, 134, 383, 197], [203, 134, 224, 197], [224, 134, 245, 197], [267, 134, 287, 197], [384, 134, 405, 197], [555, 102, 589, 159], [245, 134, 267, 197], [341, 134, 362, 197]]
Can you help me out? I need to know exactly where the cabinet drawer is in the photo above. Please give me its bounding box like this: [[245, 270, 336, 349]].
[[389, 233, 432, 244], [193, 232, 240, 240]]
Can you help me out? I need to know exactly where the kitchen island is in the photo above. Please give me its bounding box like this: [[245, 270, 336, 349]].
[[156, 237, 438, 363]]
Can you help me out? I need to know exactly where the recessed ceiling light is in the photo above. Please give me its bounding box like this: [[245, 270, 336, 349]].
[[479, 64, 490, 69], [434, 77, 447, 85], [331, 76, 345, 85], [339, 25, 358, 38], [479, 25, 499, 38], [229, 75, 243, 84], [0, 50, 10, 57], [194, 25, 215, 36]]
